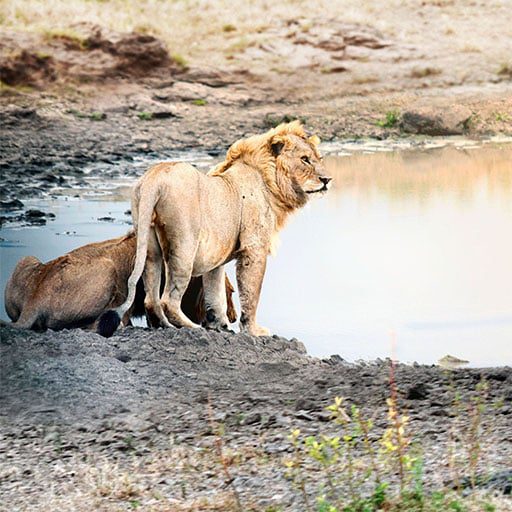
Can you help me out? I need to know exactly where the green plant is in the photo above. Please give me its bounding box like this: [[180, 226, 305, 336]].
[[284, 367, 501, 512], [494, 111, 510, 122], [192, 98, 207, 106], [137, 111, 153, 120], [90, 111, 106, 121], [171, 53, 188, 68], [376, 110, 399, 128], [207, 393, 242, 512], [69, 109, 106, 120]]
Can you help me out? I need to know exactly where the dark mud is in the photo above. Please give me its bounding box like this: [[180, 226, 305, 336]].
[[1, 325, 511, 509]]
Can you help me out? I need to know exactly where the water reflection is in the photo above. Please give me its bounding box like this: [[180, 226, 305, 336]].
[[258, 144, 512, 366]]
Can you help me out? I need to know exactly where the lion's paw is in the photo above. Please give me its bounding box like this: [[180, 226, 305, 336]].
[[250, 325, 270, 336]]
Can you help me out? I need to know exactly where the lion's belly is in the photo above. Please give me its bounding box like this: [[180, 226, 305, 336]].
[[192, 230, 237, 276]]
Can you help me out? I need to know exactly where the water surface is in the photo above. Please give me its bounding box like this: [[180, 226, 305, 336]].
[[1, 141, 511, 366]]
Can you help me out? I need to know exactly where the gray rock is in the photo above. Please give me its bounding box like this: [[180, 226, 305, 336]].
[[406, 382, 429, 400], [400, 106, 473, 135]]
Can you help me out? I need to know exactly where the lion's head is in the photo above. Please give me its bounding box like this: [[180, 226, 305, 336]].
[[210, 121, 331, 223]]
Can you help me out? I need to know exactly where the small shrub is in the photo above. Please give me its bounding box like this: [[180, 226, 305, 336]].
[[69, 109, 106, 120], [497, 62, 512, 78], [410, 66, 442, 78], [90, 111, 106, 121], [192, 98, 207, 106], [171, 53, 188, 68], [137, 111, 153, 120], [376, 110, 400, 128]]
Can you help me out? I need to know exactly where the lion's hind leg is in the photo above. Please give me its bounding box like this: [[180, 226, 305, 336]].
[[160, 243, 201, 330], [144, 227, 173, 328], [202, 266, 230, 330]]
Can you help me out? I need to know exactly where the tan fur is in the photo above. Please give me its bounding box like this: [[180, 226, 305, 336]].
[[109, 121, 330, 337], [5, 232, 237, 331]]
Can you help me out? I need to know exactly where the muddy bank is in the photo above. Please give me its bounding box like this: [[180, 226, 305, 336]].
[[1, 325, 511, 509]]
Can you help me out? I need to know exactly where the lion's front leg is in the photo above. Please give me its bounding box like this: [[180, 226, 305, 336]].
[[236, 250, 270, 336]]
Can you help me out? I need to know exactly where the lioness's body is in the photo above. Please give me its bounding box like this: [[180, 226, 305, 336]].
[[5, 232, 236, 332], [98, 121, 330, 337], [5, 235, 138, 330]]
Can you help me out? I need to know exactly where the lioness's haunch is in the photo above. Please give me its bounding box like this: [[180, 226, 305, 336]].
[[4, 232, 237, 332], [97, 121, 330, 338]]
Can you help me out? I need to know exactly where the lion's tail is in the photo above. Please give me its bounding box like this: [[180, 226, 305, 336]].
[[97, 183, 158, 338]]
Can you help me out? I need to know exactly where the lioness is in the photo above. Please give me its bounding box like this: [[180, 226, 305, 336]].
[[97, 121, 330, 338], [4, 231, 237, 332]]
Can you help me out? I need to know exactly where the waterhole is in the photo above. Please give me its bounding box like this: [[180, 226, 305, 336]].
[[1, 139, 511, 366]]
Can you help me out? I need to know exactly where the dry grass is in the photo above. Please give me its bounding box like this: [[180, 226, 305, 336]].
[[410, 66, 442, 79], [0, 0, 394, 64], [2, 0, 512, 83]]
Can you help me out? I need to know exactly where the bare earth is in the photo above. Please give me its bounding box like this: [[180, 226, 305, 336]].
[[1, 326, 511, 511]]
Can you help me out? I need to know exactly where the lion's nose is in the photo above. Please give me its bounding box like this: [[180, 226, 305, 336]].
[[319, 176, 332, 185]]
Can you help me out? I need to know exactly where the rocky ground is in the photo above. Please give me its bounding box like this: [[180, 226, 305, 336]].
[[1, 326, 511, 510]]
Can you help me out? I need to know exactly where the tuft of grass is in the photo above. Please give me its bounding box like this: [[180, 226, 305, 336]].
[[137, 111, 153, 120], [351, 74, 379, 85], [497, 62, 512, 78], [0, 79, 34, 95], [494, 111, 511, 122], [171, 53, 188, 69], [69, 109, 106, 120], [222, 23, 237, 33], [264, 113, 306, 128], [42, 28, 88, 49], [192, 98, 207, 106], [35, 51, 51, 59], [376, 110, 400, 128], [90, 111, 106, 121], [225, 36, 252, 56], [410, 66, 442, 78]]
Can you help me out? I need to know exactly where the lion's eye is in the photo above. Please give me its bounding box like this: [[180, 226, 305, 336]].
[[301, 156, 311, 165]]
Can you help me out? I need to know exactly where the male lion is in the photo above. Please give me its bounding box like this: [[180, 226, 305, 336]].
[[4, 231, 237, 332], [97, 121, 330, 338]]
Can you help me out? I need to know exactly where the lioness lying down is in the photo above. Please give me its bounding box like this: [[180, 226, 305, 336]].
[[4, 232, 237, 332], [98, 121, 330, 338]]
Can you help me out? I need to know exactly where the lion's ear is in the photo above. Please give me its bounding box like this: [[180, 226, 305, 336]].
[[270, 140, 285, 157], [308, 135, 320, 146]]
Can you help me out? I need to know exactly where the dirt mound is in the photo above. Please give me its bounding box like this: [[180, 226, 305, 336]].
[[83, 27, 171, 75], [0, 325, 311, 425], [0, 50, 57, 87], [0, 25, 177, 87], [241, 18, 391, 71]]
